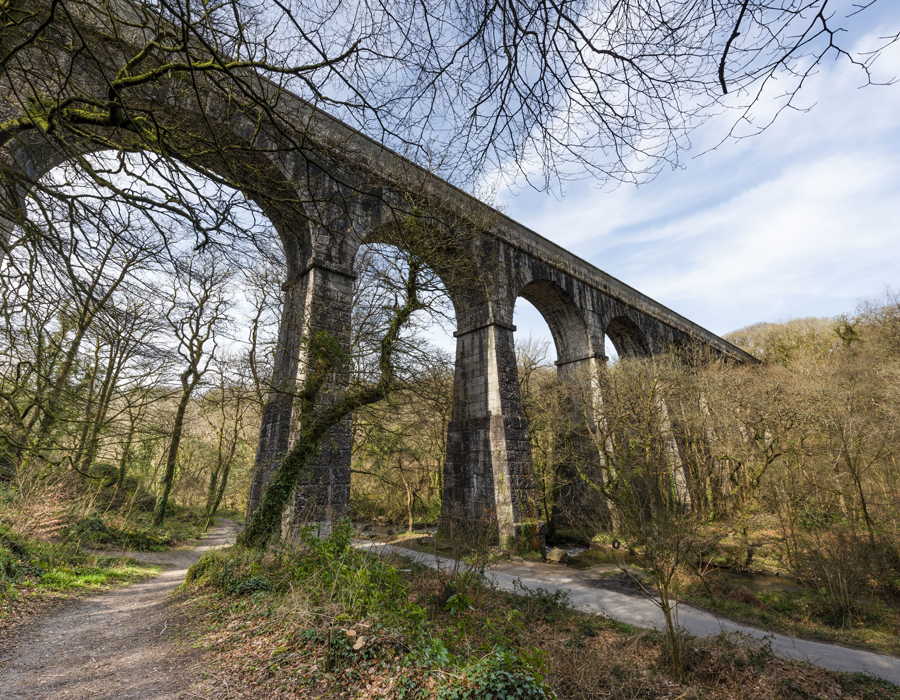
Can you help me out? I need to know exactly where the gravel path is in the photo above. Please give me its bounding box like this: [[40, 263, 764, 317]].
[[356, 540, 900, 685], [0, 519, 238, 699]]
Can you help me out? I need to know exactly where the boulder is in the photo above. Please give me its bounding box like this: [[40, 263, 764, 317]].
[[546, 547, 569, 564]]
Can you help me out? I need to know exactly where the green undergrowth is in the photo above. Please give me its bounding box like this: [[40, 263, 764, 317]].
[[185, 520, 555, 699], [213, 508, 246, 526], [179, 520, 900, 699], [685, 572, 900, 657], [62, 505, 207, 552], [0, 521, 158, 612]]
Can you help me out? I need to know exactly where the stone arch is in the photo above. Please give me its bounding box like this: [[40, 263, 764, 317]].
[[360, 215, 485, 325], [602, 312, 693, 507], [517, 279, 594, 366], [2, 123, 391, 537], [0, 134, 337, 525], [513, 279, 608, 541], [605, 315, 652, 359], [347, 237, 458, 520], [2, 127, 319, 277]]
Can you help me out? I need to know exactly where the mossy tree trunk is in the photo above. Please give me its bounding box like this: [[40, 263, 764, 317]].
[[239, 257, 425, 549]]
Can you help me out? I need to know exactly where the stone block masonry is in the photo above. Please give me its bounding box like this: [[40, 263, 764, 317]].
[[0, 0, 757, 548]]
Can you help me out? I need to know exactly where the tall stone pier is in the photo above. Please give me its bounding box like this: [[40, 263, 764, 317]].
[[0, 0, 757, 548]]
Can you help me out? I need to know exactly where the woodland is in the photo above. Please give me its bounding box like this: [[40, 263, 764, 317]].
[[1, 0, 899, 697], [1, 207, 898, 695]]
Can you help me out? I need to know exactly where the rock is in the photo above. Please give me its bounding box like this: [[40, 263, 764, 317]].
[[546, 547, 569, 564], [419, 536, 436, 547]]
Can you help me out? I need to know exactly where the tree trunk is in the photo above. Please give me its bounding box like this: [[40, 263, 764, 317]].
[[116, 420, 136, 488], [399, 459, 414, 532], [204, 469, 219, 521], [153, 385, 193, 525], [79, 344, 122, 477], [205, 460, 231, 531]]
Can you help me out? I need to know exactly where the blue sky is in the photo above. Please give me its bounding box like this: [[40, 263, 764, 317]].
[[507, 14, 900, 352]]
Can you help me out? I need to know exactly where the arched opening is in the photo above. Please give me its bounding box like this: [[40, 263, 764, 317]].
[[605, 315, 652, 359], [604, 334, 620, 365], [3, 121, 314, 273], [348, 241, 456, 534], [512, 295, 556, 402], [514, 280, 600, 544], [518, 281, 592, 364], [0, 148, 284, 529], [512, 296, 557, 538], [601, 313, 692, 510]]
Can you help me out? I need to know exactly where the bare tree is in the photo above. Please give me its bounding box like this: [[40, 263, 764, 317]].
[[239, 229, 461, 547], [582, 355, 716, 680], [154, 250, 233, 525], [351, 366, 453, 529], [0, 0, 893, 241], [515, 335, 583, 534], [198, 352, 254, 529]]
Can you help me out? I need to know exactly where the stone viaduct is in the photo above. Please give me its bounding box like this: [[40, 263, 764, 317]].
[[0, 0, 756, 547]]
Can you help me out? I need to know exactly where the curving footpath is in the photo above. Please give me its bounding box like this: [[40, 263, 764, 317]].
[[355, 540, 900, 685], [0, 520, 238, 700]]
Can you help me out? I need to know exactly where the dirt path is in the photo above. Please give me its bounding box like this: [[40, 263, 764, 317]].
[[0, 519, 238, 699]]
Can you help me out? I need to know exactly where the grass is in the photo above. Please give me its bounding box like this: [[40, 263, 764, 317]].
[[1, 521, 159, 594], [0, 520, 159, 644], [35, 561, 155, 590], [567, 520, 900, 659], [685, 572, 900, 657], [61, 505, 208, 552], [214, 508, 246, 526], [175, 521, 900, 700], [353, 522, 900, 658], [0, 484, 205, 640]]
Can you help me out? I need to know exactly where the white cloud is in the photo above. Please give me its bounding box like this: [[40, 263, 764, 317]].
[[503, 30, 900, 341]]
